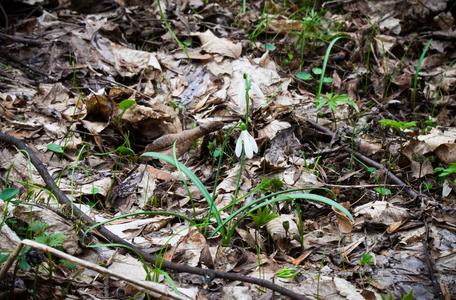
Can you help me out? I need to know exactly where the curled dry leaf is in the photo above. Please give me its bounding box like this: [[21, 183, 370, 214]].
[[193, 30, 242, 58], [265, 214, 300, 252], [333, 202, 353, 234], [144, 121, 224, 158], [258, 120, 291, 139], [353, 201, 410, 226]]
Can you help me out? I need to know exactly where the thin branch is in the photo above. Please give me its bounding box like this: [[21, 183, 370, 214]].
[[305, 118, 419, 199], [20, 239, 188, 300]]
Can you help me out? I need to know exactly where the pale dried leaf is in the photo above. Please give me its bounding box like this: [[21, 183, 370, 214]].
[[353, 201, 410, 226], [258, 120, 291, 139], [193, 30, 242, 58]]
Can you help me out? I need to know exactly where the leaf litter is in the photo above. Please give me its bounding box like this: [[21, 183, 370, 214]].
[[0, 0, 455, 299]]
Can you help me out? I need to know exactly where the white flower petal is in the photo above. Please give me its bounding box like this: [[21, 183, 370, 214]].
[[251, 82, 265, 99], [244, 140, 253, 158], [235, 130, 258, 159], [237, 80, 246, 107], [246, 132, 258, 154], [235, 136, 243, 157]]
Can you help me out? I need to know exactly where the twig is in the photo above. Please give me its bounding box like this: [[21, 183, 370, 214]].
[[422, 216, 444, 300], [0, 131, 309, 300], [20, 239, 188, 300], [0, 243, 24, 282], [305, 118, 419, 199]]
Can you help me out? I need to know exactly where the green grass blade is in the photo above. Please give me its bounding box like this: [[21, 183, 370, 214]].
[[212, 192, 353, 238], [317, 36, 348, 100], [413, 39, 432, 111], [141, 152, 225, 235]]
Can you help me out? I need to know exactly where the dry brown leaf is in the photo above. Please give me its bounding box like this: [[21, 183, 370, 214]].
[[333, 202, 353, 233], [193, 30, 242, 58], [353, 201, 410, 226], [144, 121, 223, 158], [258, 120, 291, 139], [292, 249, 312, 266], [265, 214, 300, 252], [267, 15, 303, 33], [145, 165, 178, 181]]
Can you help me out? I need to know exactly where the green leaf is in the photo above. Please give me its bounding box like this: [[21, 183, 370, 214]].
[[59, 259, 77, 270], [247, 206, 278, 228], [0, 254, 9, 264], [91, 187, 100, 194], [328, 99, 338, 111], [265, 43, 276, 51], [29, 221, 49, 235], [0, 188, 19, 201], [269, 176, 284, 191], [374, 187, 391, 196], [34, 236, 48, 245], [183, 40, 191, 47], [312, 67, 322, 75], [438, 163, 456, 177], [117, 146, 135, 156], [322, 77, 333, 83], [314, 97, 328, 110], [47, 143, 64, 154], [119, 99, 136, 110], [46, 233, 66, 247], [402, 289, 413, 300], [276, 268, 300, 278], [296, 72, 312, 81], [360, 253, 373, 266], [212, 149, 221, 157], [18, 257, 29, 270]]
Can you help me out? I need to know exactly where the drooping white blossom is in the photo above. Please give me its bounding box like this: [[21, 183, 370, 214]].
[[235, 130, 258, 159], [237, 78, 265, 107]]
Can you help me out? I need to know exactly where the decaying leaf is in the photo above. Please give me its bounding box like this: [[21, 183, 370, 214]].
[[144, 121, 223, 158], [193, 30, 242, 58], [353, 201, 410, 226], [265, 214, 300, 252]]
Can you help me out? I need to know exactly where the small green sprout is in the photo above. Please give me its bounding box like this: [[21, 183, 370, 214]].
[[315, 93, 358, 112], [422, 182, 435, 192], [260, 176, 284, 194], [247, 205, 278, 228], [117, 99, 136, 123], [315, 93, 359, 129], [360, 253, 374, 267], [380, 289, 413, 300], [374, 187, 391, 197], [379, 119, 417, 154], [297, 67, 333, 84], [47, 144, 64, 154], [276, 268, 300, 279], [265, 43, 276, 51], [208, 139, 221, 157]]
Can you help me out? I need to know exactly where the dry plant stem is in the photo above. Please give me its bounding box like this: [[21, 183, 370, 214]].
[[422, 216, 445, 300], [20, 239, 188, 300], [0, 132, 309, 300], [304, 119, 419, 199], [0, 243, 24, 282]]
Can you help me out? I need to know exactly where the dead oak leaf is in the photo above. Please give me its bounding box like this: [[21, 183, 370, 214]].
[[193, 30, 242, 58]]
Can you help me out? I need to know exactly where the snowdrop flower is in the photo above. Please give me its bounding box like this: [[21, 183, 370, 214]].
[[237, 75, 265, 108], [235, 123, 258, 159]]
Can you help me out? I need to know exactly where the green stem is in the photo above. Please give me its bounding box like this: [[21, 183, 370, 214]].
[[229, 145, 245, 230]]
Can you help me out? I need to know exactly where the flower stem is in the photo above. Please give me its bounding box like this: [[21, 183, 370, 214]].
[[229, 144, 245, 230]]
